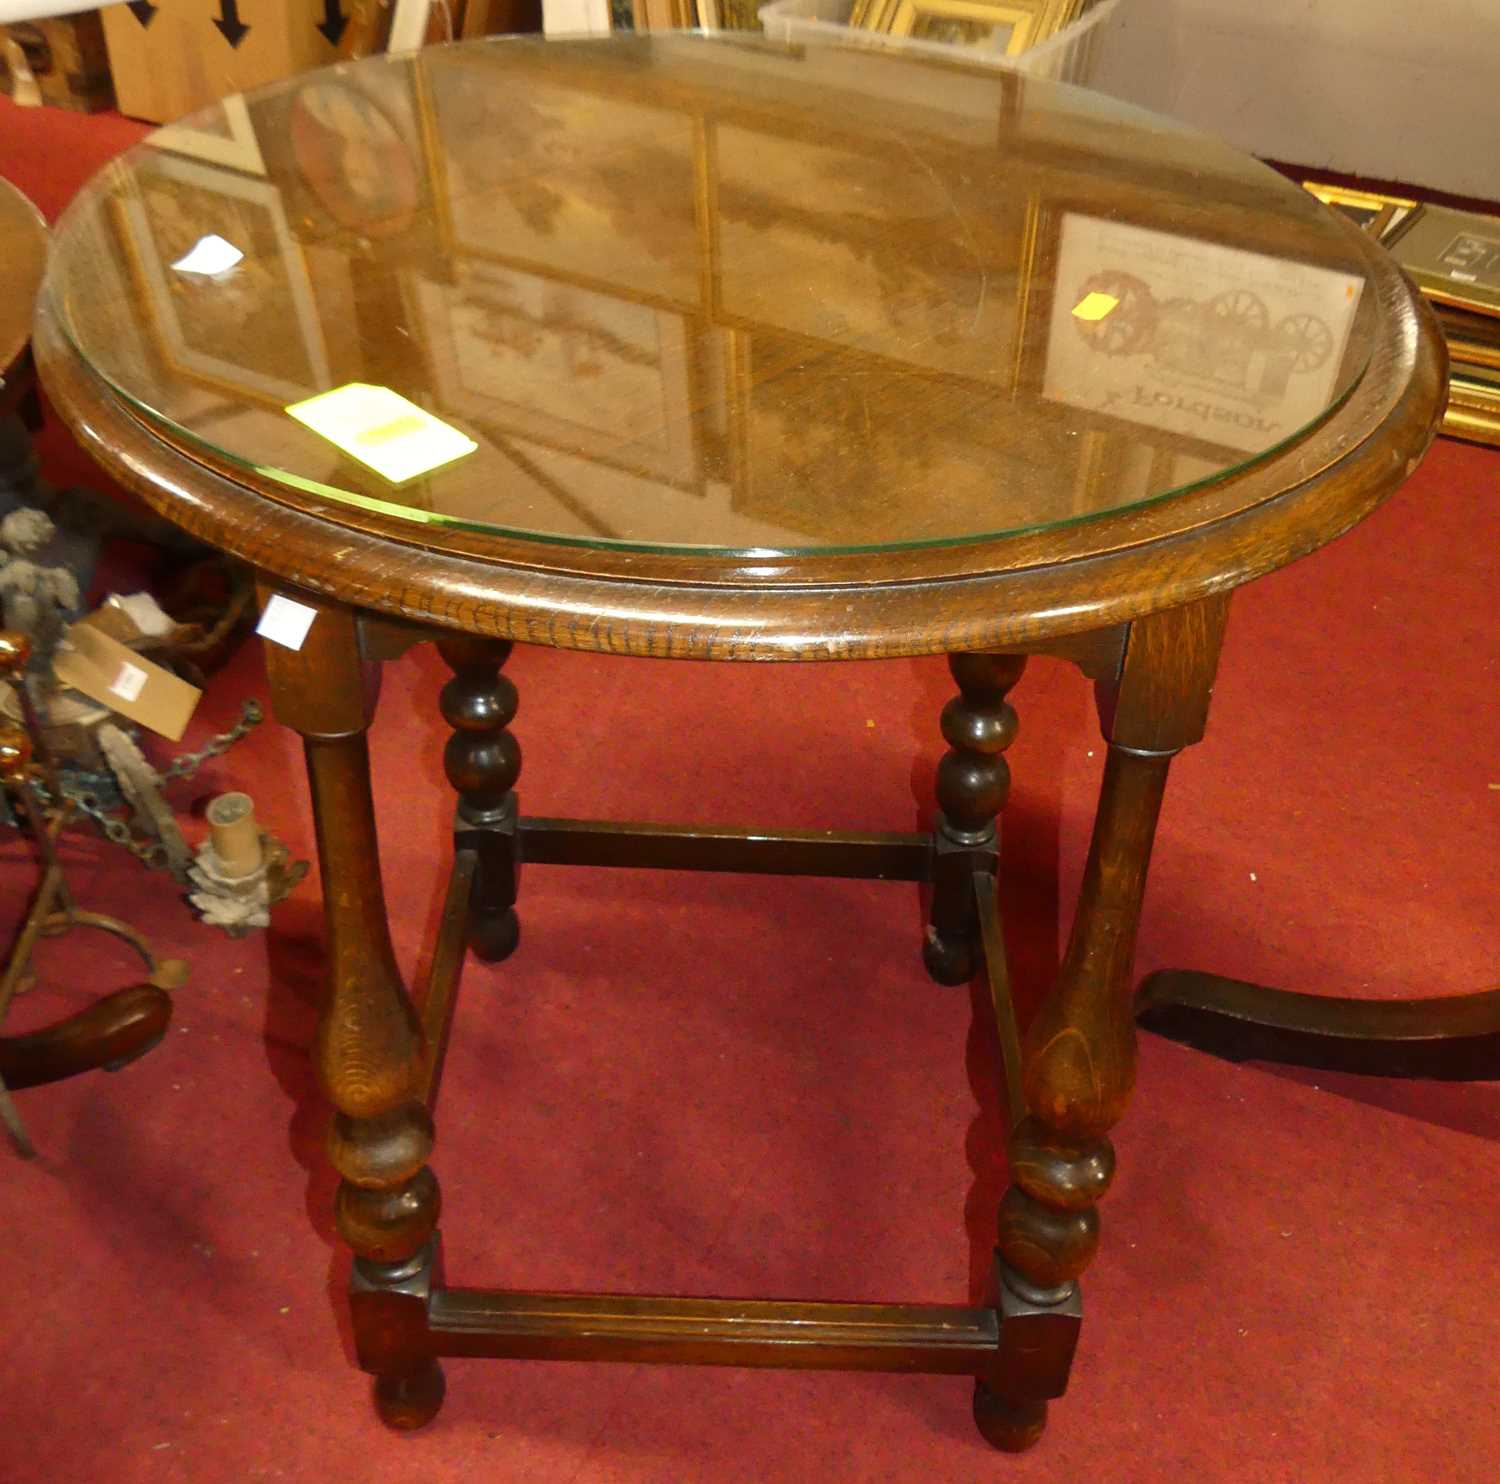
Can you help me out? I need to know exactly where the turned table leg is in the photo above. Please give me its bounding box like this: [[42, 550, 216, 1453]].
[[436, 637, 521, 962], [261, 592, 445, 1430], [924, 653, 1027, 985], [975, 598, 1228, 1450]]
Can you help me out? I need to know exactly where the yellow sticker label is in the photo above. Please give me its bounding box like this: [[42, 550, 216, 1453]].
[[286, 384, 477, 483], [1071, 291, 1120, 322]]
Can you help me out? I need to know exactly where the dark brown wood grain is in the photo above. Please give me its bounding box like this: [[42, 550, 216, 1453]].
[[924, 654, 1026, 985], [261, 596, 446, 1426], [33, 231, 1444, 662], [973, 597, 1228, 1446], [438, 637, 522, 962], [1, 179, 46, 414], [0, 984, 171, 1090], [1137, 971, 1500, 1080], [31, 36, 1453, 1454]]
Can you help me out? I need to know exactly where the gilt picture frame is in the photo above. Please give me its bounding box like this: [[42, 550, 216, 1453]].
[[882, 0, 1068, 55], [1389, 204, 1500, 320], [1300, 180, 1418, 244]]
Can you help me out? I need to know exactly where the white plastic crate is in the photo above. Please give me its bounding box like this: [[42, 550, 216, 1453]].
[[757, 0, 1122, 88]]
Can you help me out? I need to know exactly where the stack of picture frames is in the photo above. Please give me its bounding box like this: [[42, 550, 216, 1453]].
[[1304, 180, 1500, 448], [616, 0, 762, 29], [846, 0, 1101, 57]]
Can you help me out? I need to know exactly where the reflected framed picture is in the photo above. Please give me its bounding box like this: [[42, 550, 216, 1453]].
[[422, 51, 702, 311], [411, 262, 702, 490], [714, 120, 1038, 388], [1039, 212, 1366, 455], [112, 154, 330, 407], [151, 96, 266, 176], [287, 76, 423, 239]]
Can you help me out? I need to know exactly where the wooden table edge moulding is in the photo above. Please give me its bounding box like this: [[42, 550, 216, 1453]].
[[35, 69, 1447, 1451]]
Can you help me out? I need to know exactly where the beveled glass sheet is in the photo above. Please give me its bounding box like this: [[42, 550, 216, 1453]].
[[45, 36, 1379, 556]]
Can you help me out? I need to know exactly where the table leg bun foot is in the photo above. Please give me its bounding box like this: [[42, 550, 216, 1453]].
[[470, 906, 519, 964], [922, 927, 975, 986], [374, 1361, 446, 1432], [972, 1381, 1047, 1452]]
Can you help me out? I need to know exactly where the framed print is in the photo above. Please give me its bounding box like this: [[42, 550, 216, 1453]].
[[286, 77, 424, 240], [1301, 180, 1417, 243], [1433, 301, 1500, 373], [411, 262, 702, 490], [242, 61, 432, 248], [1040, 212, 1366, 455], [1444, 369, 1500, 447], [113, 154, 330, 407], [885, 0, 1062, 54], [714, 122, 1036, 387], [423, 54, 702, 310], [726, 331, 1059, 543], [1390, 204, 1500, 319]]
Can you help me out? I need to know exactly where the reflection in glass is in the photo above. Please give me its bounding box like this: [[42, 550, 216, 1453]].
[[1042, 214, 1364, 454], [44, 35, 1380, 555]]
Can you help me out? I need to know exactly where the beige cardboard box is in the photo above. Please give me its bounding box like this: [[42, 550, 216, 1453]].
[[99, 0, 346, 124]]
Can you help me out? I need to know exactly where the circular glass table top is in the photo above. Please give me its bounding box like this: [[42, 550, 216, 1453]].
[[44, 34, 1379, 557]]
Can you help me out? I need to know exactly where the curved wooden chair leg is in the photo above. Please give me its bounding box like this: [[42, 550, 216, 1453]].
[[1135, 971, 1500, 1081], [0, 984, 173, 1092]]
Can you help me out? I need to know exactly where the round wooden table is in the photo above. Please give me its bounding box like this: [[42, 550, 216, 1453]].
[[36, 35, 1445, 1451], [1, 174, 48, 469]]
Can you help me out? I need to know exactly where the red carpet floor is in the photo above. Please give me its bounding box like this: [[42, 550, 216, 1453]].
[[2, 95, 1498, 1483]]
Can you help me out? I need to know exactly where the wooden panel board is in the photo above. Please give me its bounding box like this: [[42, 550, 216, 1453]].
[[100, 0, 340, 124]]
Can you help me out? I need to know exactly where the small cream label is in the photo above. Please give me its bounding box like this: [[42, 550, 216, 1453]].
[[110, 661, 148, 702], [1071, 291, 1120, 322], [286, 383, 477, 483], [255, 594, 318, 652]]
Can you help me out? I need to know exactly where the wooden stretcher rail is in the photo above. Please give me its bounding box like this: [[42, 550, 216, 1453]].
[[428, 1289, 999, 1373], [416, 850, 477, 1112], [519, 817, 933, 881]]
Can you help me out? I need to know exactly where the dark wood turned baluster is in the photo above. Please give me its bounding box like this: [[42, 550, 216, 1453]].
[[309, 730, 445, 1430], [924, 653, 1027, 986], [976, 746, 1167, 1450], [975, 599, 1228, 1451], [261, 592, 445, 1430], [437, 637, 521, 963]]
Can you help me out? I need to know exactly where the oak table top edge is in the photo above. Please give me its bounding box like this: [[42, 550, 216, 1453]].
[[33, 265, 1445, 661]]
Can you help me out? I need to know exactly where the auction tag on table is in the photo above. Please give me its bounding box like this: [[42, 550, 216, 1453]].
[[255, 594, 318, 652], [286, 383, 477, 484], [53, 623, 201, 741]]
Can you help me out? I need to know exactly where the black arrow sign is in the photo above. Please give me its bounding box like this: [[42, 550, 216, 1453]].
[[212, 0, 250, 48], [316, 0, 348, 46], [126, 0, 158, 27]]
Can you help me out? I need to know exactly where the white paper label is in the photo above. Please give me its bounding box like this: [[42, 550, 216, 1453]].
[[110, 661, 149, 702], [255, 594, 318, 652]]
